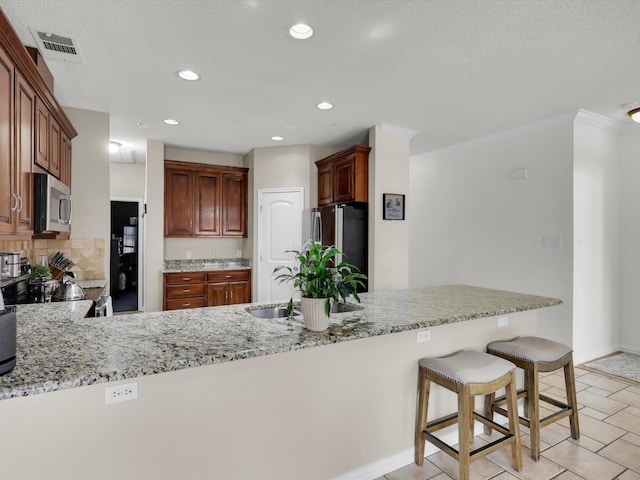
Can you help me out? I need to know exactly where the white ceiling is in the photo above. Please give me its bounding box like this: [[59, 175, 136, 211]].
[[2, 0, 640, 162]]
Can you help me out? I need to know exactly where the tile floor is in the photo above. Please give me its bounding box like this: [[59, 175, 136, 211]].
[[378, 366, 640, 480]]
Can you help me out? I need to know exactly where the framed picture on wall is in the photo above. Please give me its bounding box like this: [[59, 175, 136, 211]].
[[383, 193, 405, 220]]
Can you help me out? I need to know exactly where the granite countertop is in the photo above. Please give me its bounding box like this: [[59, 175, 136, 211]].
[[0, 285, 561, 401], [163, 258, 251, 273]]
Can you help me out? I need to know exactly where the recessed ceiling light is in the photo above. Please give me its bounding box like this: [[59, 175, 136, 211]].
[[316, 101, 333, 110], [164, 119, 180, 125], [108, 141, 122, 153], [271, 136, 284, 141], [628, 108, 640, 123], [288, 23, 313, 40], [177, 70, 200, 81]]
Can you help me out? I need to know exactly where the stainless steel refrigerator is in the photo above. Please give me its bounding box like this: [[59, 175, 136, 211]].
[[302, 202, 368, 292]]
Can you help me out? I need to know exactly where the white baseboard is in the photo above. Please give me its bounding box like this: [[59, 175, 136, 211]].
[[332, 426, 474, 480]]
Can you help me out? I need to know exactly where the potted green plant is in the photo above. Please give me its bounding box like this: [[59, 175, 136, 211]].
[[274, 241, 367, 331]]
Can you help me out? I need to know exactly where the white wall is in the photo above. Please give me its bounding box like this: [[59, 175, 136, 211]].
[[110, 163, 145, 198], [164, 146, 245, 260], [573, 112, 621, 362], [409, 114, 574, 347], [369, 125, 412, 291], [145, 140, 164, 312], [619, 128, 640, 353], [63, 107, 110, 275]]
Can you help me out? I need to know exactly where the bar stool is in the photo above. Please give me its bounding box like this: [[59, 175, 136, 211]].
[[484, 336, 580, 461], [415, 350, 522, 480]]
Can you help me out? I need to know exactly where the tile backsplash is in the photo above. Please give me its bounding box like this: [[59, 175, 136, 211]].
[[0, 238, 105, 280]]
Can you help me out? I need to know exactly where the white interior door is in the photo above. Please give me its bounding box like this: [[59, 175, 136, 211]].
[[257, 188, 304, 303]]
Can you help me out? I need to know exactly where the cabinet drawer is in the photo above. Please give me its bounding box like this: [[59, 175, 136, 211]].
[[207, 270, 250, 282], [165, 297, 207, 310], [164, 272, 207, 285], [165, 283, 206, 299]]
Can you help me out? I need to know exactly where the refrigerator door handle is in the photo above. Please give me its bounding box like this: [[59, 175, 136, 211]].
[[313, 211, 322, 244]]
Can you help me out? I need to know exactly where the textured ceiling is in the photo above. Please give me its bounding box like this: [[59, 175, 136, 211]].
[[2, 0, 640, 161]]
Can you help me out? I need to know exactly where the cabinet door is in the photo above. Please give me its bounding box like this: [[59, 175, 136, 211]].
[[317, 162, 333, 206], [60, 131, 72, 187], [333, 155, 356, 204], [34, 96, 48, 170], [15, 73, 34, 234], [195, 170, 220, 236], [228, 280, 250, 305], [221, 172, 247, 237], [48, 114, 61, 178], [207, 282, 227, 306], [164, 168, 194, 236], [0, 45, 14, 234]]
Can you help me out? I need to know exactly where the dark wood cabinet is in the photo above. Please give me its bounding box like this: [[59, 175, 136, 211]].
[[164, 160, 248, 238], [315, 145, 371, 206], [0, 44, 14, 235], [163, 269, 251, 310], [0, 56, 34, 237], [163, 272, 208, 310], [14, 72, 35, 235], [221, 172, 247, 237], [60, 130, 72, 187], [0, 9, 76, 239], [164, 167, 195, 236], [207, 270, 251, 307]]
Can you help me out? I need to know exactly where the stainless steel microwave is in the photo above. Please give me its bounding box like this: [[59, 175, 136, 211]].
[[34, 173, 71, 233]]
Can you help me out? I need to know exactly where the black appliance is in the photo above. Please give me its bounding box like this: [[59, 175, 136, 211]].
[[302, 202, 368, 292]]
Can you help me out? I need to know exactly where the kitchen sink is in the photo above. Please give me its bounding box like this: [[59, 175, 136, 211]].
[[331, 303, 363, 313], [247, 307, 300, 318]]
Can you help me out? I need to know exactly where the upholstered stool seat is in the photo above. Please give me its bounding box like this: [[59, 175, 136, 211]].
[[485, 336, 580, 461], [415, 350, 522, 480]]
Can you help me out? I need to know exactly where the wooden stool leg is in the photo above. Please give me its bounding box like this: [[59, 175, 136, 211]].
[[458, 387, 471, 480], [527, 363, 541, 461], [505, 371, 522, 472], [483, 391, 495, 435], [414, 369, 430, 465], [523, 368, 530, 417], [564, 358, 580, 440]]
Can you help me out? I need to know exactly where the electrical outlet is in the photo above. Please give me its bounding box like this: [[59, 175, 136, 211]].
[[417, 330, 431, 343], [498, 317, 509, 327], [105, 382, 138, 404], [236, 250, 242, 258], [212, 248, 217, 257], [185, 251, 191, 259]]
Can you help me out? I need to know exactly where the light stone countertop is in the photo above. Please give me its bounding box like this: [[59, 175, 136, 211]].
[[0, 285, 561, 401], [163, 258, 251, 273]]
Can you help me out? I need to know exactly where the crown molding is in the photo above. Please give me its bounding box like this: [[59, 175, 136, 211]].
[[574, 109, 626, 133], [378, 123, 419, 138]]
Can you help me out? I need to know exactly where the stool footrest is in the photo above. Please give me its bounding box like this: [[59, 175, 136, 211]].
[[492, 392, 574, 429]]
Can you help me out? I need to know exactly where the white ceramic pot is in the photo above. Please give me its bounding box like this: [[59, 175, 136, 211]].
[[300, 297, 330, 331]]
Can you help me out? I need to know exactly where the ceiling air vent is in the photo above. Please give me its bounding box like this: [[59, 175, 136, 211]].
[[29, 27, 83, 64]]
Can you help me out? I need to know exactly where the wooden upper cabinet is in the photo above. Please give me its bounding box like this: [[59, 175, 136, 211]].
[[164, 160, 248, 238], [195, 170, 220, 236], [0, 45, 14, 234], [164, 167, 195, 236], [48, 114, 61, 178], [35, 96, 49, 171], [221, 172, 247, 237], [315, 145, 371, 206], [15, 72, 35, 234]]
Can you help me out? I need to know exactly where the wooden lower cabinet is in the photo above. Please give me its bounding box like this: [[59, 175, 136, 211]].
[[207, 270, 251, 307], [163, 269, 251, 310]]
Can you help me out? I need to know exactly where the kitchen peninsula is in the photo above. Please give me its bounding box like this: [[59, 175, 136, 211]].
[[0, 285, 560, 480]]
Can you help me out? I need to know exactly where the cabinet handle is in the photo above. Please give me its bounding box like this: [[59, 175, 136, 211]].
[[183, 303, 191, 307], [17, 195, 23, 213], [11, 194, 18, 212], [182, 277, 191, 281], [225, 275, 231, 279], [183, 289, 191, 292], [230, 290, 233, 302]]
